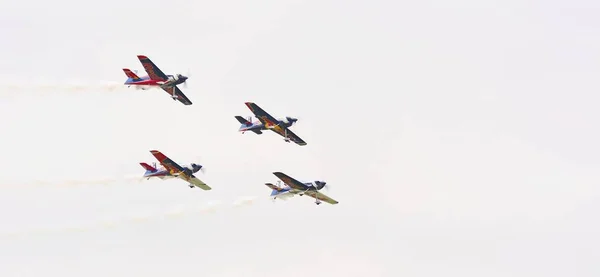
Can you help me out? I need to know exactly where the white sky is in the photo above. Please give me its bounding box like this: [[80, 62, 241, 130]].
[[0, 0, 599, 276]]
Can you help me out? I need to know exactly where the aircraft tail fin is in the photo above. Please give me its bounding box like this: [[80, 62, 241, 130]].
[[235, 116, 252, 126], [265, 183, 283, 196], [140, 162, 157, 173], [123, 68, 141, 80], [236, 116, 262, 134], [265, 183, 283, 191]]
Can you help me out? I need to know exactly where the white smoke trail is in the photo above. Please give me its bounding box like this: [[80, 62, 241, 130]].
[[0, 174, 143, 188], [232, 196, 259, 207], [0, 196, 262, 238], [0, 81, 130, 96]]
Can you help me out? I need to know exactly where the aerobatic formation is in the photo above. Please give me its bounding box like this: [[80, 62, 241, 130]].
[[125, 55, 337, 205]]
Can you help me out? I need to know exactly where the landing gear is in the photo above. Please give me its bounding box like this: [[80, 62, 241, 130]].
[[189, 185, 194, 188], [284, 128, 290, 143], [315, 200, 321, 205]]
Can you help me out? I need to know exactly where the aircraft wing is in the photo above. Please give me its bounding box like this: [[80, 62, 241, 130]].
[[178, 174, 211, 190], [137, 55, 168, 81], [304, 190, 339, 205], [162, 86, 193, 105], [272, 172, 310, 191], [150, 150, 185, 174], [268, 127, 307, 146], [245, 102, 279, 127]]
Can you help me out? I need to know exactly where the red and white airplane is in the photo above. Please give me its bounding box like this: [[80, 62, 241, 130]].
[[122, 55, 193, 105]]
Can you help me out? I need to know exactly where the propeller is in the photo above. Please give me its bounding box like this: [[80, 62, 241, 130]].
[[191, 155, 206, 174], [183, 68, 191, 88]]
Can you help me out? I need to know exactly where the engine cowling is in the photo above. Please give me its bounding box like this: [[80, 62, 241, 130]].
[[190, 163, 203, 173], [285, 117, 298, 125], [314, 181, 327, 190]]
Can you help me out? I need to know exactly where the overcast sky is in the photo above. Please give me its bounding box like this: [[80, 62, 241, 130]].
[[0, 0, 599, 276]]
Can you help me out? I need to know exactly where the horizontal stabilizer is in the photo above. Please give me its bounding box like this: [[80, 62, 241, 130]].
[[236, 116, 262, 134], [140, 162, 157, 172], [123, 68, 141, 80], [235, 116, 252, 126], [265, 183, 283, 191]]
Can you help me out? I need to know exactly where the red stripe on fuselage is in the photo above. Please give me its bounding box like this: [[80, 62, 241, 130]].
[[127, 79, 161, 86]]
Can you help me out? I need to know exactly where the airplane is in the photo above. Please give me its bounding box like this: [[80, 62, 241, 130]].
[[265, 172, 338, 205], [235, 102, 307, 145], [122, 55, 193, 105], [139, 150, 211, 190]]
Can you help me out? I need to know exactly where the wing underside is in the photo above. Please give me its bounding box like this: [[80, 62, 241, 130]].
[[162, 86, 193, 105], [151, 150, 184, 173], [272, 172, 310, 191], [245, 102, 279, 127], [179, 175, 211, 190], [137, 55, 168, 81], [269, 127, 306, 145], [304, 190, 338, 204]]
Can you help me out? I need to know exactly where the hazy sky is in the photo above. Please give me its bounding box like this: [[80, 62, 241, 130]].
[[0, 0, 599, 276]]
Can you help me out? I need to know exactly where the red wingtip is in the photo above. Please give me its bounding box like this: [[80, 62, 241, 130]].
[[140, 162, 157, 171], [137, 55, 148, 60], [149, 150, 167, 161], [244, 102, 254, 108]]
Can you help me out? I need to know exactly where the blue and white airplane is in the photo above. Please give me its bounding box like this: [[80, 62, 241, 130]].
[[265, 172, 338, 205], [235, 102, 306, 145], [139, 150, 210, 190]]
